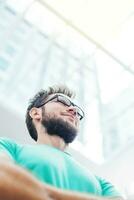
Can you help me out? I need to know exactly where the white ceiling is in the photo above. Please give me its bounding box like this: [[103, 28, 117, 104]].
[[7, 0, 134, 68], [41, 0, 134, 43], [38, 0, 134, 71]]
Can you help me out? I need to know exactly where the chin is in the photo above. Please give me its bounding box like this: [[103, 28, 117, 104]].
[[41, 115, 78, 144]]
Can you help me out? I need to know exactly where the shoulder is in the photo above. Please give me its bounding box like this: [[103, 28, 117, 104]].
[[0, 137, 21, 150], [96, 176, 123, 198], [0, 137, 22, 160]]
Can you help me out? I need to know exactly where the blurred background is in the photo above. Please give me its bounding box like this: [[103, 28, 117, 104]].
[[0, 0, 134, 198]]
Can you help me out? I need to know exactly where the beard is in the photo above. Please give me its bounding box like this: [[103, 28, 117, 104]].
[[41, 111, 78, 144]]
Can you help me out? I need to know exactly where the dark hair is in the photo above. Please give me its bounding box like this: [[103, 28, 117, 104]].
[[25, 85, 75, 141]]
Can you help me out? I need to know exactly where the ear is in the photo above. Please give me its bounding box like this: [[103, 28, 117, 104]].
[[29, 107, 42, 121]]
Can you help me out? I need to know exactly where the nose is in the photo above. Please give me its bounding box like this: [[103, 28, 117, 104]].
[[67, 106, 77, 117]]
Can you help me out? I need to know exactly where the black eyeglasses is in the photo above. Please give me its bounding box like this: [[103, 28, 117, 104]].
[[37, 94, 85, 120]]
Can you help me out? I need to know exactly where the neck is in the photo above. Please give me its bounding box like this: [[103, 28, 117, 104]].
[[36, 125, 67, 151]]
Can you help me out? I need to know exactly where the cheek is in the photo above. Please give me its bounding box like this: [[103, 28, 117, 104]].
[[75, 119, 80, 127], [45, 105, 62, 117], [76, 122, 79, 128]]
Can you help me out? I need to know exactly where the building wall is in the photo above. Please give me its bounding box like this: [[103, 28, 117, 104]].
[[102, 85, 134, 158], [97, 139, 134, 196]]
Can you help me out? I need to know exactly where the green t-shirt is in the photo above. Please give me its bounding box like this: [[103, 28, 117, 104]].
[[0, 138, 121, 197]]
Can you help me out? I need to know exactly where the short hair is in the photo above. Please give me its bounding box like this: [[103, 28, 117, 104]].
[[25, 85, 75, 141]]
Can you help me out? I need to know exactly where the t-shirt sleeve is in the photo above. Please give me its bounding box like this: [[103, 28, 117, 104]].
[[96, 176, 122, 197], [0, 137, 19, 161]]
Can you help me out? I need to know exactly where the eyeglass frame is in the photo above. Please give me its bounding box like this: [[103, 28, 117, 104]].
[[36, 94, 85, 120]]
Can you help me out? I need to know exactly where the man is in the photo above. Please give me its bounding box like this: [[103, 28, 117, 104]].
[[0, 85, 123, 200]]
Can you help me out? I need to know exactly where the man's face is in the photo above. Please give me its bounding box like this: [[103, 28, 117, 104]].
[[40, 94, 81, 144]]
